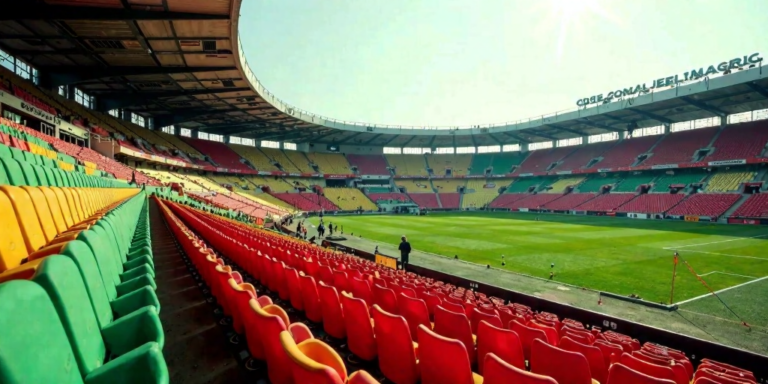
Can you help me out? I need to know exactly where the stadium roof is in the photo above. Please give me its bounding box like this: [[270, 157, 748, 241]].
[[1, 1, 767, 148]]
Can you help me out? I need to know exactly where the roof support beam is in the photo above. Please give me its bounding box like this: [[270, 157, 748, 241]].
[[504, 132, 528, 144], [548, 124, 584, 136], [428, 135, 437, 148], [363, 134, 383, 145], [0, 6, 230, 21], [525, 132, 557, 141], [629, 108, 673, 124], [488, 134, 503, 145], [579, 119, 625, 133], [0, 35, 231, 41], [746, 82, 768, 99], [403, 136, 417, 147], [383, 135, 401, 146], [680, 96, 727, 117], [99, 87, 252, 110], [337, 132, 365, 144], [46, 66, 236, 87]]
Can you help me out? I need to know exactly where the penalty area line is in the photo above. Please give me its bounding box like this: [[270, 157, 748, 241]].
[[675, 275, 768, 306], [660, 249, 768, 261], [697, 271, 756, 279], [663, 234, 768, 249]]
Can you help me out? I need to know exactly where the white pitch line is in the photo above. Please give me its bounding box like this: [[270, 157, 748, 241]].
[[698, 271, 757, 279], [663, 234, 768, 249], [676, 275, 768, 306], [661, 249, 768, 261]]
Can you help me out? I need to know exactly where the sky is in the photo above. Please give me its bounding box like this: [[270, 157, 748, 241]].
[[239, 0, 767, 128]]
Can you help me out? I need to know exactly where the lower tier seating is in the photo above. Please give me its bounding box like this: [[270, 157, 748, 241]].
[[367, 192, 411, 203], [439, 193, 461, 209], [323, 188, 378, 210], [575, 193, 636, 212], [511, 194, 563, 209], [272, 192, 340, 212], [616, 193, 685, 213], [408, 193, 440, 208], [489, 193, 530, 208], [544, 193, 596, 211], [730, 193, 768, 218], [666, 194, 740, 217]]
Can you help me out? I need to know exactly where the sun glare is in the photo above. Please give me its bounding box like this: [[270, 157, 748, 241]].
[[538, 0, 619, 60]]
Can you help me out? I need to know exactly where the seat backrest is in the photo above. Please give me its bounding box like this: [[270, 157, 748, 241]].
[[510, 319, 548, 362], [0, 280, 86, 384], [397, 293, 431, 342], [17, 160, 39, 186], [252, 304, 292, 384], [38, 187, 68, 233], [0, 158, 26, 186], [341, 293, 377, 361], [607, 363, 676, 384], [483, 352, 557, 384], [531, 338, 593, 384], [372, 284, 399, 314], [433, 305, 476, 364], [560, 336, 607, 384], [471, 307, 502, 334], [371, 305, 418, 384], [21, 187, 58, 242], [279, 331, 346, 384], [299, 274, 323, 323], [332, 269, 348, 293], [595, 340, 623, 367], [318, 281, 346, 339], [476, 320, 525, 374], [619, 352, 677, 383], [422, 291, 442, 316], [349, 277, 372, 307], [347, 370, 381, 384], [693, 368, 750, 384], [417, 324, 474, 384], [1, 185, 47, 254], [0, 190, 29, 273], [60, 240, 115, 328], [283, 267, 304, 311], [529, 320, 559, 345], [439, 299, 465, 314], [318, 264, 334, 285]]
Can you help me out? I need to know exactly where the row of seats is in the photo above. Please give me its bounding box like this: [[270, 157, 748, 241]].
[[366, 192, 412, 203], [506, 177, 542, 193], [324, 188, 378, 210], [308, 152, 353, 174], [730, 193, 768, 218], [553, 141, 614, 172], [160, 200, 755, 384], [574, 193, 636, 212], [426, 154, 473, 176], [347, 154, 390, 175], [409, 193, 441, 208], [183, 137, 253, 172], [515, 147, 577, 174], [462, 179, 504, 208], [614, 173, 656, 193], [433, 178, 467, 192], [641, 127, 718, 166], [396, 178, 434, 193], [615, 193, 686, 214], [666, 194, 741, 217], [488, 193, 530, 209], [439, 193, 461, 209], [272, 192, 341, 212], [589, 136, 660, 169], [706, 171, 754, 192], [653, 171, 706, 190], [0, 190, 168, 383], [706, 120, 768, 161], [546, 177, 585, 193], [578, 176, 620, 193], [544, 193, 597, 211], [386, 154, 430, 177]]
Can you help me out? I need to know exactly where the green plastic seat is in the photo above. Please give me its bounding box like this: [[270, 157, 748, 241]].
[[0, 158, 26, 186], [0, 144, 11, 159], [9, 147, 25, 162], [17, 161, 39, 186], [0, 163, 8, 185], [31, 164, 49, 186]]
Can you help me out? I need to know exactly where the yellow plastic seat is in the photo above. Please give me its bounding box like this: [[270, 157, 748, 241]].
[[279, 330, 348, 384], [0, 185, 47, 255], [20, 187, 59, 243], [0, 191, 29, 272], [39, 187, 69, 234]]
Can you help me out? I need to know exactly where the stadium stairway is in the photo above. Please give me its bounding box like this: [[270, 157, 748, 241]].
[[721, 194, 752, 220]]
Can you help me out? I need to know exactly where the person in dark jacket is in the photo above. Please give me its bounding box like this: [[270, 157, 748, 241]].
[[398, 235, 411, 268]]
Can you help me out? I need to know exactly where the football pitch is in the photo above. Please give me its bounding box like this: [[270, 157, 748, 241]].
[[310, 212, 768, 310]]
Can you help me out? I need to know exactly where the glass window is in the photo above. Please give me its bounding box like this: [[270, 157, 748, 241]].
[[198, 132, 209, 140], [753, 108, 768, 121], [502, 144, 521, 152], [727, 112, 752, 124], [528, 141, 553, 151], [261, 140, 280, 149], [556, 137, 582, 147], [383, 147, 401, 154], [209, 134, 224, 142], [180, 128, 192, 137], [15, 60, 31, 80], [630, 125, 664, 138], [588, 132, 619, 143], [131, 113, 145, 127], [435, 147, 455, 154], [0, 49, 13, 72], [242, 138, 255, 146], [229, 136, 242, 145], [456, 146, 476, 154], [403, 147, 429, 155], [58, 85, 67, 97], [283, 142, 297, 150], [161, 125, 175, 134], [108, 109, 120, 118], [477, 145, 501, 153]]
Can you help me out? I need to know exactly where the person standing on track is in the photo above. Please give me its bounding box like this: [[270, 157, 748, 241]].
[[399, 235, 412, 269]]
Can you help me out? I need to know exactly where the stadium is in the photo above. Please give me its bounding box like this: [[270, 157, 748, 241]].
[[0, 0, 767, 383]]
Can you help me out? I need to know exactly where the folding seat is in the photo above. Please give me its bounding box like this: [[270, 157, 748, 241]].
[[0, 280, 168, 384], [9, 147, 25, 162], [476, 320, 525, 374], [349, 277, 373, 307], [619, 352, 678, 384], [347, 370, 382, 384], [0, 158, 25, 186], [531, 339, 595, 384], [698, 360, 754, 382], [511, 319, 548, 362], [299, 273, 325, 323], [529, 320, 559, 345], [607, 363, 676, 384], [0, 190, 29, 273], [318, 281, 346, 339], [269, 257, 291, 301], [341, 292, 377, 361], [318, 264, 334, 285], [632, 352, 688, 384], [250, 303, 314, 384], [560, 336, 607, 384], [564, 328, 594, 344], [227, 272, 272, 335], [693, 369, 750, 384], [0, 143, 10, 158], [17, 160, 40, 186], [433, 305, 477, 365], [280, 331, 347, 384], [372, 283, 399, 314], [471, 307, 502, 334], [440, 299, 465, 314], [31, 164, 48, 186], [595, 340, 622, 367], [483, 352, 557, 384], [417, 325, 483, 384], [333, 269, 349, 293], [283, 266, 304, 311], [422, 291, 442, 317], [398, 293, 432, 342], [0, 161, 8, 184], [372, 305, 419, 384]]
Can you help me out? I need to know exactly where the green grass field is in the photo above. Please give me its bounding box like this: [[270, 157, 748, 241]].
[[311, 212, 768, 304]]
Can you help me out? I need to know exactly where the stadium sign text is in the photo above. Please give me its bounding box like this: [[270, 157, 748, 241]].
[[576, 52, 763, 107]]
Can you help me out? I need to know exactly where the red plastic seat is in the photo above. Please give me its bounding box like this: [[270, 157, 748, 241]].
[[347, 370, 382, 384], [299, 274, 324, 323], [433, 305, 476, 365], [595, 340, 623, 368], [422, 291, 443, 317], [251, 304, 314, 384], [269, 257, 291, 301], [227, 275, 272, 335], [318, 264, 334, 285], [564, 328, 594, 345], [606, 363, 676, 384], [529, 320, 560, 346], [699, 359, 755, 381], [333, 269, 349, 293], [483, 352, 557, 384], [471, 307, 502, 334], [619, 353, 678, 384], [693, 368, 753, 384], [440, 300, 467, 316], [476, 319, 525, 374], [560, 336, 607, 384], [318, 281, 346, 339], [341, 293, 377, 361], [510, 319, 548, 362], [350, 277, 373, 307], [372, 284, 399, 314], [279, 331, 347, 384], [371, 305, 419, 384], [417, 325, 482, 384], [398, 293, 432, 342], [632, 352, 688, 384], [283, 267, 304, 311], [531, 339, 595, 384]]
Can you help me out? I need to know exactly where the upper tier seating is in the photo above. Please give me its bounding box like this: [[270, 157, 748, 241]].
[[706, 120, 768, 161], [592, 136, 661, 169], [252, 176, 298, 193], [553, 142, 615, 171], [272, 192, 340, 212], [386, 155, 429, 176], [426, 154, 473, 176], [408, 193, 440, 208], [544, 193, 597, 211], [578, 175, 620, 193], [439, 193, 461, 209], [367, 192, 411, 203], [366, 186, 391, 193], [515, 147, 577, 174], [575, 193, 636, 212], [395, 179, 432, 193], [614, 173, 656, 192], [491, 152, 529, 174], [323, 188, 377, 210], [283, 150, 316, 173], [347, 154, 390, 175], [432, 178, 467, 193], [706, 170, 754, 192], [155, 130, 203, 157], [642, 127, 718, 166], [462, 179, 506, 208], [507, 177, 544, 193], [666, 194, 740, 217], [730, 193, 768, 218], [260, 148, 305, 173], [489, 193, 529, 208], [183, 138, 252, 172], [229, 145, 280, 172], [307, 152, 352, 174], [545, 177, 585, 193], [616, 193, 685, 213], [653, 171, 706, 190], [510, 193, 563, 209]]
